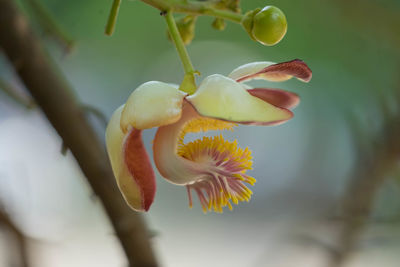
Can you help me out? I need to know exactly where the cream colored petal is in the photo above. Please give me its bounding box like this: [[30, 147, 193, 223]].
[[153, 102, 205, 186], [106, 106, 156, 212], [120, 81, 187, 132], [186, 74, 292, 124], [228, 61, 277, 81]]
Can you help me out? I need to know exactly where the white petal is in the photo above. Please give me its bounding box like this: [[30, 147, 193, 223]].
[[228, 61, 276, 81], [186, 74, 292, 124], [120, 81, 187, 131]]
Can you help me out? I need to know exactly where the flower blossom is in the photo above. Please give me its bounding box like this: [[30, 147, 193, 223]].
[[106, 59, 312, 213]]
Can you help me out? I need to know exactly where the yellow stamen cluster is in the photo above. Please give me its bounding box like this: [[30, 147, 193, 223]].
[[178, 117, 236, 146], [178, 135, 253, 171], [177, 116, 256, 212]]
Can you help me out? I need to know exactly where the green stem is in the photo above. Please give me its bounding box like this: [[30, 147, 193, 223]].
[[165, 11, 197, 94], [142, 0, 244, 23], [105, 0, 122, 36], [165, 11, 194, 75], [203, 8, 243, 23]]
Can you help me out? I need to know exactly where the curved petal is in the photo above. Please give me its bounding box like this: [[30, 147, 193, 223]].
[[228, 59, 312, 83], [186, 74, 293, 125], [153, 102, 205, 185], [120, 81, 187, 132], [248, 88, 300, 109], [106, 106, 156, 212]]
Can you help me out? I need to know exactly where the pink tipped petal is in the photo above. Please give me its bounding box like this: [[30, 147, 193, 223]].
[[231, 59, 312, 83], [247, 88, 300, 109], [105, 106, 156, 212], [186, 74, 293, 125], [124, 129, 156, 211]]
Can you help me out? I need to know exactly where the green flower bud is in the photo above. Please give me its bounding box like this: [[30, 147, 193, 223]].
[[212, 18, 226, 31], [167, 15, 197, 45], [241, 6, 287, 46], [241, 8, 261, 42]]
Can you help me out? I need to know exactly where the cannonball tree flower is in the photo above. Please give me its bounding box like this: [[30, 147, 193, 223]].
[[106, 59, 312, 213]]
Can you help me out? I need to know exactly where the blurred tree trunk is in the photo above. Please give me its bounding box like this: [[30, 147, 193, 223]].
[[0, 0, 158, 266]]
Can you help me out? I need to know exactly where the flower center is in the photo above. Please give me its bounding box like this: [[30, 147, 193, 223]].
[[178, 117, 256, 213]]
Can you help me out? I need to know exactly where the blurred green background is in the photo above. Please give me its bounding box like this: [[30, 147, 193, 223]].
[[0, 0, 400, 266]]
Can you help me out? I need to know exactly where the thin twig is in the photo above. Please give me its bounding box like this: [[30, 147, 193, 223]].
[[61, 104, 107, 156], [0, 1, 158, 266], [0, 77, 36, 109], [82, 104, 108, 129], [24, 0, 74, 53]]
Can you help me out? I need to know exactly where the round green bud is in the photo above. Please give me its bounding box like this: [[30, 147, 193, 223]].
[[252, 6, 287, 46], [242, 6, 287, 46]]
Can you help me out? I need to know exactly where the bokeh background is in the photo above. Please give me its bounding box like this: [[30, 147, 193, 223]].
[[1, 0, 400, 266]]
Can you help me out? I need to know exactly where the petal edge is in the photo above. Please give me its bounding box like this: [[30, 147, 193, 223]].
[[229, 59, 312, 83]]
